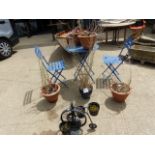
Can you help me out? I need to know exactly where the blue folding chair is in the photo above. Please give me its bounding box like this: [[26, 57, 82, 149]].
[[34, 47, 68, 87], [102, 37, 134, 82]]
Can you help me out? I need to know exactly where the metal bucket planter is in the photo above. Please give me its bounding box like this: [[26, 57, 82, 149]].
[[88, 102, 100, 116], [79, 85, 93, 99]]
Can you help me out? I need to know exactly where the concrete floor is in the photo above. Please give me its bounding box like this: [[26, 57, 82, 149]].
[[1, 27, 155, 134]]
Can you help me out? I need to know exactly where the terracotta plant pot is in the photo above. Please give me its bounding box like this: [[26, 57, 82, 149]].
[[71, 33, 81, 46], [41, 83, 60, 103], [78, 33, 96, 50], [110, 83, 130, 103], [130, 25, 145, 39]]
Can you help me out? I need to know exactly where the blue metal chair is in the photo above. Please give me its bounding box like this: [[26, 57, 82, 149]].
[[102, 37, 134, 82], [34, 47, 68, 87]]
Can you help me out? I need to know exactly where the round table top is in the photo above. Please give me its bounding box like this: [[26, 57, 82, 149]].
[[99, 21, 136, 28]]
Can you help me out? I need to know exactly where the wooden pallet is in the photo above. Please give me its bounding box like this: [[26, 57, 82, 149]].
[[130, 45, 155, 64]]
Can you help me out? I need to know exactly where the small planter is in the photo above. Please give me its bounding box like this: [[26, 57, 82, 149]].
[[79, 85, 93, 99], [41, 83, 60, 103], [78, 33, 96, 50], [110, 83, 130, 103], [88, 102, 100, 116]]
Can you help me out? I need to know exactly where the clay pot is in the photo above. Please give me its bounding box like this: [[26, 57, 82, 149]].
[[72, 33, 81, 46], [41, 83, 60, 103], [78, 33, 96, 50], [130, 25, 145, 39], [110, 83, 130, 103]]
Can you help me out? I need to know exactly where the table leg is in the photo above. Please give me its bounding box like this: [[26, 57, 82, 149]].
[[124, 28, 127, 41], [106, 31, 108, 43]]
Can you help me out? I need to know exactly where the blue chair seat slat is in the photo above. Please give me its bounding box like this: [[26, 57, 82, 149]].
[[48, 63, 53, 71], [54, 62, 58, 70], [58, 60, 62, 70], [55, 60, 61, 70], [48, 60, 65, 71], [57, 60, 64, 70], [60, 60, 65, 69], [54, 62, 57, 70], [57, 61, 61, 70]]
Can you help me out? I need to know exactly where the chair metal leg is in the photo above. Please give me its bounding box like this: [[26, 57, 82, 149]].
[[108, 65, 121, 82], [82, 64, 95, 83], [74, 61, 95, 83], [74, 52, 95, 78], [48, 70, 68, 87], [110, 64, 119, 75], [84, 60, 95, 75], [102, 65, 110, 75], [102, 64, 122, 82], [55, 71, 66, 79]]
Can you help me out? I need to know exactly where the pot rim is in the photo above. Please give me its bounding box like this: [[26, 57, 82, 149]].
[[110, 83, 131, 95], [41, 83, 60, 97], [78, 33, 97, 38]]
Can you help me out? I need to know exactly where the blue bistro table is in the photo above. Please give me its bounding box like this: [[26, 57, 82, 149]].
[[65, 44, 99, 83]]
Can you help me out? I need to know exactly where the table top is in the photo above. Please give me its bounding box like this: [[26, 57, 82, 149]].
[[99, 20, 136, 28]]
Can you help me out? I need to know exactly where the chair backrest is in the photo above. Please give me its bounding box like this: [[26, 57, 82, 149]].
[[34, 47, 49, 69], [119, 37, 134, 57], [35, 47, 43, 59], [123, 37, 134, 50]]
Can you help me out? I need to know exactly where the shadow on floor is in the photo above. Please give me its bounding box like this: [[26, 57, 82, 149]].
[[36, 99, 56, 111], [48, 46, 80, 70], [0, 50, 18, 61], [96, 78, 114, 89], [105, 97, 126, 113], [47, 109, 59, 121], [60, 79, 90, 106], [131, 59, 155, 70], [23, 90, 33, 105], [96, 78, 113, 98], [14, 41, 58, 50], [33, 129, 58, 135], [98, 42, 122, 51]]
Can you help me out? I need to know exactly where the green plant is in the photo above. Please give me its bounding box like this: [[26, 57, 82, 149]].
[[78, 71, 92, 89]]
